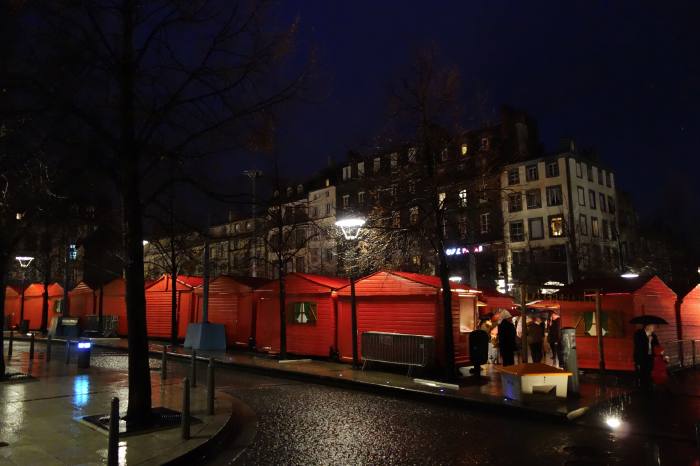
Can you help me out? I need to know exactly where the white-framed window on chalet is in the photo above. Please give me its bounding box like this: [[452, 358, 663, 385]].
[[288, 302, 317, 324]]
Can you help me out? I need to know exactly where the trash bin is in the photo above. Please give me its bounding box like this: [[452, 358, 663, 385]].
[[469, 329, 489, 375], [19, 319, 29, 334], [76, 341, 92, 369]]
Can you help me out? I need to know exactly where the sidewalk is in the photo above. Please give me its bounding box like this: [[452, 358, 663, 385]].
[[0, 340, 234, 465], [27, 334, 631, 421]]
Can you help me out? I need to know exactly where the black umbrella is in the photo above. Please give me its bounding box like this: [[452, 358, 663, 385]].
[[629, 315, 668, 325]]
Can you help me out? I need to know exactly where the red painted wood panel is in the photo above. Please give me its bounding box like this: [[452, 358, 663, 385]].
[[22, 283, 63, 330], [681, 285, 700, 340], [102, 279, 127, 335]]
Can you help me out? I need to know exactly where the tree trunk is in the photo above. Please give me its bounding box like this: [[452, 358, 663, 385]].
[[40, 279, 49, 334], [98, 285, 104, 334], [121, 0, 151, 428], [278, 265, 287, 359], [438, 249, 455, 380], [0, 257, 7, 377]]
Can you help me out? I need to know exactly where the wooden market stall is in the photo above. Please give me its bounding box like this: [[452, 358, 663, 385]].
[[3, 286, 21, 328], [555, 276, 677, 371], [22, 282, 64, 331], [69, 281, 97, 322], [193, 275, 270, 348], [336, 271, 480, 370], [145, 275, 202, 340], [255, 273, 348, 357], [680, 284, 700, 341], [101, 278, 127, 335]]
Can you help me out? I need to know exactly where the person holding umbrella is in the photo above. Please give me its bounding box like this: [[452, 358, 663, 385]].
[[631, 315, 667, 390], [498, 310, 517, 366]]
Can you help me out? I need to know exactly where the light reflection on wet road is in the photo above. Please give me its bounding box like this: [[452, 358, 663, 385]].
[[5, 342, 696, 466]]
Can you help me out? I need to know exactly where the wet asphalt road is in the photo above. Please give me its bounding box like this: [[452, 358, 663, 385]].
[[6, 342, 699, 465]]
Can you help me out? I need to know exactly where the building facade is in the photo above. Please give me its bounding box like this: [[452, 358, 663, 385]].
[[501, 147, 619, 285]]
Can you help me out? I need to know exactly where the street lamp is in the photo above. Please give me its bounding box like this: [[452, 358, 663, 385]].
[[335, 217, 365, 368], [620, 271, 639, 279], [15, 256, 34, 329]]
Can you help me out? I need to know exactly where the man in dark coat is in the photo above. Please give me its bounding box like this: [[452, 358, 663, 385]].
[[548, 313, 563, 367], [633, 324, 658, 390], [498, 310, 517, 366]]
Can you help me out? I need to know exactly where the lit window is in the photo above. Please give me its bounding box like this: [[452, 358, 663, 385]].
[[591, 217, 600, 237], [357, 162, 365, 177], [546, 161, 560, 178], [459, 297, 476, 333], [526, 164, 538, 181], [577, 187, 586, 206], [528, 218, 544, 240], [373, 157, 381, 173], [408, 147, 417, 162], [526, 189, 541, 209], [509, 221, 525, 242], [438, 192, 446, 208], [549, 215, 565, 237], [461, 144, 468, 156], [459, 189, 467, 207], [507, 168, 520, 185], [480, 213, 490, 234], [508, 193, 522, 212], [589, 190, 597, 209], [410, 206, 419, 225], [342, 195, 349, 208], [546, 185, 563, 206], [579, 214, 588, 235]]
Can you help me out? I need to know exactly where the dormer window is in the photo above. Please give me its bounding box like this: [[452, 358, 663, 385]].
[[461, 143, 468, 156]]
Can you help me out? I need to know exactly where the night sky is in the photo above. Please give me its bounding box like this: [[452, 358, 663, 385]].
[[256, 1, 700, 220]]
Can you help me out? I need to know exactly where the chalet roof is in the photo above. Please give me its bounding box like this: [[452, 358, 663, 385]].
[[294, 273, 349, 290], [218, 275, 270, 290], [558, 276, 652, 295]]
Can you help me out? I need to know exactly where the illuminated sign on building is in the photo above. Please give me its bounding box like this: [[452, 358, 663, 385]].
[[445, 245, 484, 256]]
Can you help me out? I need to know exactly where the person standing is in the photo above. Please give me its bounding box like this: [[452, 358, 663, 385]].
[[527, 317, 545, 363], [633, 324, 658, 390], [498, 311, 517, 366], [548, 313, 563, 367]]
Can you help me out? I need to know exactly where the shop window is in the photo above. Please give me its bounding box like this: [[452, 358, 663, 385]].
[[288, 302, 317, 324]]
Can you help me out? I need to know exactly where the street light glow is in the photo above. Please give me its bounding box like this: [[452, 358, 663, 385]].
[[449, 276, 462, 283], [335, 217, 365, 240], [621, 272, 639, 279], [605, 415, 622, 429], [15, 256, 35, 268], [142, 240, 149, 245]]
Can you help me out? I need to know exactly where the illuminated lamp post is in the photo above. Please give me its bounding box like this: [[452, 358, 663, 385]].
[[335, 217, 365, 368], [16, 256, 35, 328]]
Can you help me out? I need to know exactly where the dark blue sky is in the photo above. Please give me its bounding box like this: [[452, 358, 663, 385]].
[[261, 1, 699, 219]]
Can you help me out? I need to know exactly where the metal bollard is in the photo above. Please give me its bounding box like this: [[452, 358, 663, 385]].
[[161, 345, 168, 380], [181, 377, 191, 440], [29, 332, 35, 360], [46, 334, 52, 362], [190, 350, 197, 387], [8, 329, 13, 359], [65, 340, 71, 364], [108, 397, 119, 466], [207, 358, 215, 415]]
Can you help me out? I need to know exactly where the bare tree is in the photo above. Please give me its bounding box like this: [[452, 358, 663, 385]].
[[6, 0, 307, 426]]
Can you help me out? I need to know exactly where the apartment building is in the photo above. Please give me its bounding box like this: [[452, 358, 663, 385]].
[[501, 147, 619, 284]]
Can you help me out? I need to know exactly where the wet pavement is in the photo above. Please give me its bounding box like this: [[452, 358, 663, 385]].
[[0, 341, 231, 465], [3, 340, 699, 465]]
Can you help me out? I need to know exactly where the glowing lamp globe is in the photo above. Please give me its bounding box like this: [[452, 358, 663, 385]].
[[15, 256, 34, 268], [335, 218, 365, 240]]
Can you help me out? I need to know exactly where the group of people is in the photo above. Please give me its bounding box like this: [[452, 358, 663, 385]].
[[485, 309, 669, 390], [486, 310, 565, 368]]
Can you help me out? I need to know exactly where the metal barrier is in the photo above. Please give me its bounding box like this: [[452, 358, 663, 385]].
[[83, 315, 119, 337], [665, 339, 700, 370], [361, 332, 435, 374]]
